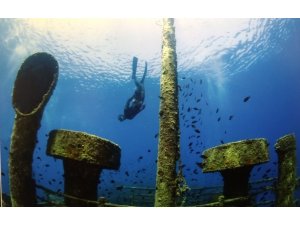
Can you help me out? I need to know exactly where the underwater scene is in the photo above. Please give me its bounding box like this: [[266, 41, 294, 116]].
[[0, 18, 300, 207]]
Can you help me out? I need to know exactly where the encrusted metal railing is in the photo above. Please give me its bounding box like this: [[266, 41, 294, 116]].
[[25, 177, 300, 207]]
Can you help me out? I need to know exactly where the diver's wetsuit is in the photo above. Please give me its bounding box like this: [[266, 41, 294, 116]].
[[119, 57, 147, 121]]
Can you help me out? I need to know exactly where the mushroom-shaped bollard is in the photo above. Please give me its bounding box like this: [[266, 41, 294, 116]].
[[200, 138, 269, 206], [46, 129, 121, 206], [9, 52, 59, 206]]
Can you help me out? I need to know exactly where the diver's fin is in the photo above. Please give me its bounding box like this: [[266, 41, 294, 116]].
[[132, 56, 138, 79], [141, 61, 147, 83]]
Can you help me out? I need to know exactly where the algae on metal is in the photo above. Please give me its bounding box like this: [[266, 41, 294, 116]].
[[47, 129, 121, 206], [155, 18, 180, 207], [46, 129, 120, 169], [9, 52, 58, 206], [275, 134, 296, 207], [200, 138, 270, 206], [201, 138, 269, 173]]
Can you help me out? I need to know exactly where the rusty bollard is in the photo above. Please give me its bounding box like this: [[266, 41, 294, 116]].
[[200, 139, 269, 206], [46, 129, 121, 206]]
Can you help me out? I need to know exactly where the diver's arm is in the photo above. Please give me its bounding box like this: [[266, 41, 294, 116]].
[[125, 96, 134, 108]]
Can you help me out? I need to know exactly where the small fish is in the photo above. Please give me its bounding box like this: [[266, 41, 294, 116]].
[[1, 172, 5, 176], [217, 117, 221, 122], [229, 115, 234, 120], [45, 164, 50, 167], [196, 162, 204, 168], [243, 96, 251, 102], [36, 156, 41, 160], [188, 142, 193, 147], [194, 129, 201, 133], [116, 186, 123, 191], [216, 108, 219, 113], [200, 79, 202, 84], [220, 140, 224, 144], [265, 169, 271, 174], [178, 85, 182, 92], [52, 178, 56, 182], [259, 196, 266, 202], [138, 156, 143, 160], [48, 181, 52, 185], [196, 99, 201, 103], [147, 149, 151, 153], [193, 169, 198, 174], [187, 107, 191, 112], [4, 146, 8, 150], [154, 133, 158, 138], [110, 180, 115, 184], [262, 174, 269, 179]]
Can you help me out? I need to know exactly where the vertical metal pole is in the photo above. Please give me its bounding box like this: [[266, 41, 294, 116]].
[[155, 18, 180, 207], [275, 134, 297, 206]]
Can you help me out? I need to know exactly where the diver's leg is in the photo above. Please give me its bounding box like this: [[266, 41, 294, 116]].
[[141, 61, 147, 83], [132, 56, 138, 80]]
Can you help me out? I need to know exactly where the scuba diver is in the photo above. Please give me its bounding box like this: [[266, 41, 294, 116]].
[[118, 56, 147, 122]]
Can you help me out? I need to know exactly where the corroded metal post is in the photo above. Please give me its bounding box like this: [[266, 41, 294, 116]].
[[47, 129, 121, 206], [9, 52, 58, 206], [155, 18, 180, 207], [275, 134, 296, 207], [200, 138, 269, 206]]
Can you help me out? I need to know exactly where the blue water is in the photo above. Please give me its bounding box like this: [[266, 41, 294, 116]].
[[1, 18, 300, 205]]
